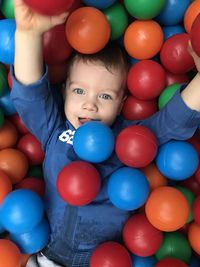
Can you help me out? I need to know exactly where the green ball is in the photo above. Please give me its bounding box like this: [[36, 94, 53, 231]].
[[104, 3, 128, 40], [176, 186, 195, 223], [1, 0, 15, 18], [0, 64, 8, 97], [27, 165, 44, 179], [155, 232, 192, 263], [0, 108, 4, 128], [124, 0, 166, 20], [158, 83, 181, 110]]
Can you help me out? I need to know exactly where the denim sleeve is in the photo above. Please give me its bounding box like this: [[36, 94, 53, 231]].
[[122, 86, 200, 145], [10, 66, 64, 151]]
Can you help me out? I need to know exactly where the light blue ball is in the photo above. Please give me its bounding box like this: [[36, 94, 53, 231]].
[[107, 167, 150, 211], [10, 218, 50, 254], [163, 25, 185, 40], [0, 19, 15, 64], [82, 0, 116, 10], [156, 140, 199, 180], [0, 88, 16, 115], [132, 255, 157, 267], [156, 0, 191, 26], [0, 189, 44, 234], [73, 121, 115, 163]]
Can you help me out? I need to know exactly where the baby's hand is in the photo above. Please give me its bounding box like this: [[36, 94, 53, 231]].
[[188, 40, 200, 73], [14, 0, 69, 35]]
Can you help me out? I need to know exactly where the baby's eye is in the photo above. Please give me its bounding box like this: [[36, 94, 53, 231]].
[[99, 94, 112, 100], [73, 88, 85, 95]]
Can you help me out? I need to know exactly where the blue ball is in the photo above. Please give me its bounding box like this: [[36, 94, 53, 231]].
[[163, 25, 185, 40], [0, 19, 15, 64], [0, 88, 17, 115], [132, 255, 157, 267], [107, 167, 150, 210], [82, 0, 116, 9], [10, 218, 50, 254], [0, 189, 44, 234], [73, 121, 115, 163], [189, 255, 200, 267], [156, 0, 191, 26], [156, 140, 199, 180]]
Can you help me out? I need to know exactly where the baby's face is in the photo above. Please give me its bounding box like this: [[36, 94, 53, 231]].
[[63, 60, 126, 129]]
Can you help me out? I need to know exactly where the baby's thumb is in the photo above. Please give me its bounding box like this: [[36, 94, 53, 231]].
[[51, 12, 69, 27]]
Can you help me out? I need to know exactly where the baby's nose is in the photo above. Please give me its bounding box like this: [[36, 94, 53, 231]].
[[83, 100, 98, 111]]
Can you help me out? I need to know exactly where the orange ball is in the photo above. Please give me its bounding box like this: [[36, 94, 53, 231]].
[[0, 239, 21, 267], [66, 7, 110, 54], [21, 254, 31, 267], [145, 186, 190, 232], [0, 170, 12, 204], [184, 0, 200, 33], [188, 222, 200, 255], [124, 20, 163, 60], [0, 120, 18, 149], [141, 163, 168, 191], [0, 148, 29, 184]]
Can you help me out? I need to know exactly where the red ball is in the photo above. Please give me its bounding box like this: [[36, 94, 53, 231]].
[[15, 177, 45, 198], [23, 0, 74, 15], [122, 213, 163, 257], [8, 70, 12, 89], [155, 258, 188, 267], [190, 13, 200, 57], [165, 71, 189, 86], [127, 60, 166, 100], [192, 195, 200, 225], [43, 24, 73, 64], [122, 95, 158, 120], [115, 125, 158, 168], [57, 161, 101, 206], [17, 133, 45, 166], [8, 114, 29, 135], [160, 33, 195, 74], [180, 176, 200, 197], [90, 241, 132, 267]]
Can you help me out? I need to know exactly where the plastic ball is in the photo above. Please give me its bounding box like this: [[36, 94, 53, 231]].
[[0, 189, 44, 234], [180, 176, 200, 197], [108, 167, 150, 210], [73, 121, 114, 163], [15, 177, 45, 198], [83, 0, 116, 10], [0, 239, 21, 267], [124, 0, 166, 20], [163, 25, 185, 40], [127, 60, 166, 100], [165, 71, 189, 86], [145, 186, 190, 232], [23, 0, 74, 15], [123, 214, 163, 256], [192, 195, 200, 225], [184, 0, 200, 33], [156, 140, 199, 180], [0, 120, 18, 150], [17, 133, 45, 166], [0, 64, 8, 97], [160, 33, 195, 74], [57, 161, 101, 206], [190, 13, 200, 57], [10, 218, 50, 254], [43, 24, 73, 64], [156, 0, 191, 26], [155, 232, 192, 263], [103, 3, 128, 40], [141, 163, 168, 191], [122, 95, 158, 121], [0, 0, 15, 18], [8, 114, 29, 135], [48, 61, 68, 85], [188, 222, 200, 255], [90, 241, 132, 267], [155, 258, 188, 267], [115, 125, 158, 168], [0, 89, 17, 116], [0, 170, 12, 204], [66, 7, 110, 54], [0, 148, 29, 184], [124, 20, 163, 60], [0, 19, 16, 65], [132, 255, 157, 267], [158, 83, 181, 109]]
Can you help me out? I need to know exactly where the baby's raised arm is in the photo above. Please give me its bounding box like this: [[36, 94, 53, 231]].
[[14, 0, 68, 85]]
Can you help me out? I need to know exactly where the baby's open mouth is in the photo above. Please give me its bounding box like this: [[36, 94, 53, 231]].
[[78, 117, 100, 124]]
